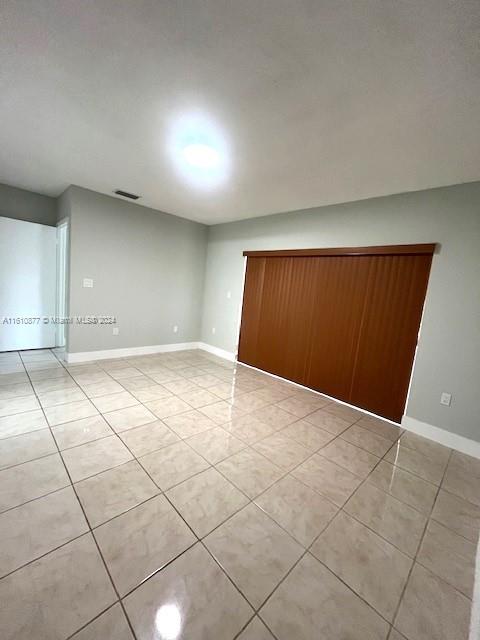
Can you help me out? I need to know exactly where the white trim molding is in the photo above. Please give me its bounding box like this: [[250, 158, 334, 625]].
[[402, 415, 480, 459], [65, 342, 200, 363], [197, 342, 237, 362]]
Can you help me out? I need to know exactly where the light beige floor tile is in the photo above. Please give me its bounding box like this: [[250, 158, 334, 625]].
[[71, 604, 134, 640], [238, 617, 275, 640], [139, 441, 210, 490], [366, 460, 438, 514], [255, 475, 338, 546], [109, 367, 143, 380], [162, 378, 201, 394], [225, 413, 278, 444], [311, 511, 412, 620], [318, 437, 380, 478], [0, 394, 40, 417], [205, 503, 303, 608], [397, 431, 451, 464], [44, 399, 99, 426], [178, 387, 220, 408], [119, 375, 157, 391], [190, 373, 224, 389], [52, 414, 113, 450], [123, 543, 252, 640], [33, 377, 77, 394], [91, 390, 139, 413], [248, 386, 292, 405], [76, 460, 159, 527], [103, 404, 157, 433], [163, 409, 217, 438], [395, 563, 471, 640], [167, 467, 248, 537], [340, 423, 393, 457], [0, 533, 116, 640], [0, 381, 33, 400], [390, 630, 408, 640], [186, 426, 246, 463], [275, 396, 325, 418], [29, 366, 71, 381], [0, 408, 48, 438], [356, 415, 403, 442], [417, 519, 476, 598], [119, 419, 179, 457], [199, 400, 249, 425], [209, 381, 251, 401], [280, 420, 335, 451], [260, 553, 389, 640], [130, 384, 173, 402], [0, 428, 56, 470], [431, 489, 480, 542], [62, 435, 133, 482], [304, 408, 351, 435], [443, 451, 480, 507], [250, 404, 298, 429], [0, 371, 29, 386], [95, 495, 196, 596], [72, 372, 113, 386], [345, 483, 427, 557], [0, 453, 70, 512], [292, 454, 362, 507], [145, 395, 192, 419], [323, 402, 364, 423], [0, 486, 88, 577], [80, 379, 125, 398], [253, 433, 311, 470], [38, 386, 87, 408], [216, 448, 285, 499], [385, 443, 447, 485]]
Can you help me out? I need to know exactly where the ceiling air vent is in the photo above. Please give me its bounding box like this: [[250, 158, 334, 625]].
[[114, 189, 140, 200]]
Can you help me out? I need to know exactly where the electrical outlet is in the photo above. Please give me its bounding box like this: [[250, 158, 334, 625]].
[[83, 278, 93, 288], [212, 327, 216, 334], [112, 327, 119, 336], [173, 325, 178, 333], [226, 290, 232, 299], [440, 392, 452, 406]]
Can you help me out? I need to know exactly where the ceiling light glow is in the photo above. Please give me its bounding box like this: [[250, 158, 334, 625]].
[[183, 143, 220, 169], [168, 112, 230, 189]]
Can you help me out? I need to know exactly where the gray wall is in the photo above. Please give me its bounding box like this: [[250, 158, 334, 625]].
[[0, 182, 57, 226], [201, 182, 480, 442], [66, 186, 208, 353]]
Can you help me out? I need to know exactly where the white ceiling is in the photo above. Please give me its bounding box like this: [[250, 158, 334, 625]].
[[1, 0, 479, 224]]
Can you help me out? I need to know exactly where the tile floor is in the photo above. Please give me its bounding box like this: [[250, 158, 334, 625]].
[[0, 347, 478, 640]]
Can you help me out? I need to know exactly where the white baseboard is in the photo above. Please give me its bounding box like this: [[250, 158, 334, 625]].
[[402, 415, 480, 459], [197, 342, 237, 362], [65, 342, 200, 363]]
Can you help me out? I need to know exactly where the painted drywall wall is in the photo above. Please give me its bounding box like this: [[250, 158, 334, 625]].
[[201, 181, 480, 442], [66, 186, 207, 353], [0, 182, 57, 226]]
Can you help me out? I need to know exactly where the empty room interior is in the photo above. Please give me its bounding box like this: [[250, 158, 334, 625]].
[[1, 2, 480, 640]]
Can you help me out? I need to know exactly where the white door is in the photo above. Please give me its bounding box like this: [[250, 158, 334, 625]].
[[0, 217, 57, 351]]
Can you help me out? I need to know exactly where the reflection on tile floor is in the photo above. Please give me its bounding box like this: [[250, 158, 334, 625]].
[[0, 347, 478, 639]]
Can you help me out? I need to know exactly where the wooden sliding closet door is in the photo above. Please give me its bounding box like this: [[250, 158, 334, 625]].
[[238, 244, 434, 423]]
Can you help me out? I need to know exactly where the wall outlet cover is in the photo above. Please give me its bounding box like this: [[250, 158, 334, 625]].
[[82, 278, 94, 288], [440, 392, 452, 406], [112, 327, 119, 335]]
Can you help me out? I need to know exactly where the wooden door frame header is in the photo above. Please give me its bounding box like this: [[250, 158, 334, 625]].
[[243, 243, 436, 258]]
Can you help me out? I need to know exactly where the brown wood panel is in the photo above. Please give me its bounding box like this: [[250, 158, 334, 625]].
[[349, 254, 433, 422], [236, 257, 265, 367], [254, 257, 318, 384], [243, 244, 436, 258], [238, 245, 434, 423], [305, 256, 371, 401]]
